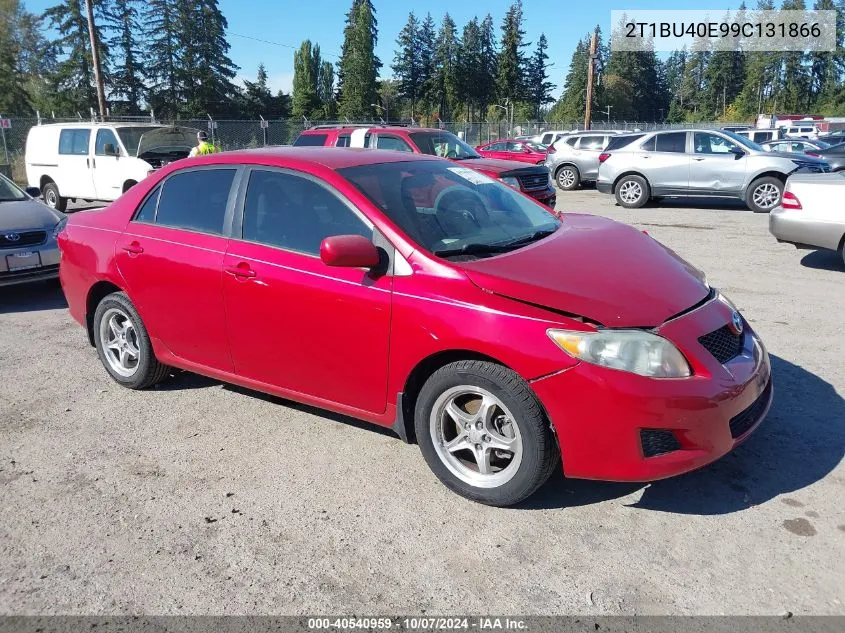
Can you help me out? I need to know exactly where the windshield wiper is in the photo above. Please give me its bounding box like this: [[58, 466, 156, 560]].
[[433, 242, 516, 258], [451, 155, 478, 160], [499, 227, 559, 248]]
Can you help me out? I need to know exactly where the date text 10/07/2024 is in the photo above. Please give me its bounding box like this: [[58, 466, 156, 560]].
[[307, 617, 528, 630]]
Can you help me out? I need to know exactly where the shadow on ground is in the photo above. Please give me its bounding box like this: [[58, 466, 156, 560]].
[[800, 249, 844, 272], [0, 281, 66, 314], [646, 198, 749, 212], [523, 354, 845, 514]]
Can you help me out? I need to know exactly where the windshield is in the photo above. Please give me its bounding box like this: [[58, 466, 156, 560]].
[[722, 129, 764, 151], [116, 127, 161, 156], [409, 131, 480, 160], [337, 160, 560, 258], [0, 175, 27, 202]]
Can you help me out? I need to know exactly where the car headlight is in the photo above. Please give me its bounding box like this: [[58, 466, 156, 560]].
[[52, 216, 68, 238], [547, 328, 691, 378], [500, 176, 520, 189]]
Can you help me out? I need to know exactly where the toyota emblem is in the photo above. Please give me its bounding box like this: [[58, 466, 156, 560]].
[[729, 311, 744, 336], [4, 232, 20, 242]]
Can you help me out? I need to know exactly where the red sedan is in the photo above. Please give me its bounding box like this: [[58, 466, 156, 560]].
[[475, 139, 548, 164], [58, 148, 772, 506]]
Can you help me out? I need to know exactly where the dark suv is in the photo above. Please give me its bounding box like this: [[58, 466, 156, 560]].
[[294, 126, 556, 208]]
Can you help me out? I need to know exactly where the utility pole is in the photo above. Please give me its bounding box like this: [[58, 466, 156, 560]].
[[85, 0, 107, 119], [584, 30, 598, 130], [604, 105, 613, 122]]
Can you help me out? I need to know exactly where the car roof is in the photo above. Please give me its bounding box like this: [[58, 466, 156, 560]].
[[301, 126, 443, 134], [196, 146, 443, 169], [32, 122, 168, 129]]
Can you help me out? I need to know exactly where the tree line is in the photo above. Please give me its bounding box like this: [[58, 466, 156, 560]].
[[1, 0, 843, 122]]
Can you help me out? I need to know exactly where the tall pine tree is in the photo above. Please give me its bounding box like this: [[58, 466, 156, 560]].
[[104, 0, 143, 113], [292, 40, 320, 118], [144, 0, 181, 117], [337, 0, 379, 119], [392, 12, 421, 118], [432, 13, 459, 120], [496, 1, 528, 106], [526, 33, 554, 119]]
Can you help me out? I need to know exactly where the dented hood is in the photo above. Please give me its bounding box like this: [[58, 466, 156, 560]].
[[457, 214, 710, 327]]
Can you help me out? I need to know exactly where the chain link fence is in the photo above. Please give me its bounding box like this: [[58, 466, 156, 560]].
[[0, 115, 728, 181]]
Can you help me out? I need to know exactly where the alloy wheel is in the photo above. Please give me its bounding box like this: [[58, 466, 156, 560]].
[[430, 386, 523, 489], [619, 180, 643, 205], [45, 189, 58, 208], [752, 183, 780, 210], [558, 169, 576, 189], [99, 308, 141, 377]]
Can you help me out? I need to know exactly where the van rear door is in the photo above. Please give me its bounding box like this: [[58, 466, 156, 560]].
[[57, 128, 95, 199]]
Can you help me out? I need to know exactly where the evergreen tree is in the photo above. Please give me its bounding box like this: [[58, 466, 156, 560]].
[[144, 0, 181, 118], [496, 0, 528, 104], [664, 49, 687, 121], [292, 40, 320, 118], [392, 12, 421, 118], [432, 13, 459, 120], [104, 0, 144, 113], [526, 33, 554, 119], [778, 0, 811, 112], [337, 0, 379, 119], [175, 0, 239, 116], [550, 36, 588, 122], [240, 63, 290, 118], [317, 60, 336, 119], [809, 0, 844, 110], [477, 14, 498, 116], [604, 17, 665, 120], [417, 12, 437, 119], [734, 0, 779, 117], [43, 0, 110, 114], [456, 17, 483, 120], [0, 0, 35, 114]]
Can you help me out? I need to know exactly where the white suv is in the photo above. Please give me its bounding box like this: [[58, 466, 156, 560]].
[[25, 122, 199, 211]]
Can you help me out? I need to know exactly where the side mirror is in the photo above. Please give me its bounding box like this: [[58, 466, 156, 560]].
[[730, 146, 746, 159], [104, 143, 119, 157], [25, 186, 41, 198], [320, 235, 381, 268]]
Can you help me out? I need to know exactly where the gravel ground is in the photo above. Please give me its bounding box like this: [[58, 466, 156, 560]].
[[1, 190, 843, 615]]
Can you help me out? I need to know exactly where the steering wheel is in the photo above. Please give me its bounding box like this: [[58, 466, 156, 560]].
[[446, 149, 458, 159], [433, 186, 489, 239]]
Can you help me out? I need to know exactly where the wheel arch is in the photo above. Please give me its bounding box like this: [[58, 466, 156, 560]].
[[612, 170, 650, 195], [394, 349, 514, 444], [743, 171, 787, 197], [39, 175, 55, 190], [122, 180, 138, 193], [85, 280, 124, 346]]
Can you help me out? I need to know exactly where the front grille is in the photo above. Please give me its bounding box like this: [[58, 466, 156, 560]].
[[640, 429, 682, 458], [516, 173, 549, 190], [729, 379, 772, 439], [698, 325, 744, 364], [0, 230, 47, 249]]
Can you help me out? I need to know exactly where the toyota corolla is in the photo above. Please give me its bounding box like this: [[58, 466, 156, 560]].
[[58, 148, 772, 506]]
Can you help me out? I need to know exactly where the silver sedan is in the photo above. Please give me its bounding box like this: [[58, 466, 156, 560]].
[[0, 174, 67, 287], [769, 172, 845, 266]]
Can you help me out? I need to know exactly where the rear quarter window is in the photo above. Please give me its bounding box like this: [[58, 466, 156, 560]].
[[293, 133, 328, 147], [154, 168, 237, 235], [606, 134, 645, 150]]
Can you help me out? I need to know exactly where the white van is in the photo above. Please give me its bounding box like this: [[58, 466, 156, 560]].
[[735, 128, 784, 144], [783, 125, 820, 140], [25, 122, 199, 211]]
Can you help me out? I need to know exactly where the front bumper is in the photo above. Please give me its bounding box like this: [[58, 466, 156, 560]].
[[769, 207, 844, 252], [531, 297, 772, 481], [525, 185, 556, 208], [596, 180, 613, 194], [0, 244, 60, 287]]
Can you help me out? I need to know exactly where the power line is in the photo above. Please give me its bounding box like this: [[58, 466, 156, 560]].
[[228, 32, 341, 59]]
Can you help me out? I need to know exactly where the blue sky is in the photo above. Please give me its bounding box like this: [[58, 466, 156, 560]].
[[24, 0, 746, 98]]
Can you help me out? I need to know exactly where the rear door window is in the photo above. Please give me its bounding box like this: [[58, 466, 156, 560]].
[[577, 135, 605, 150], [59, 129, 91, 155], [541, 133, 553, 144], [154, 168, 237, 235], [293, 133, 328, 147], [565, 136, 578, 147], [376, 135, 413, 152], [654, 132, 687, 153], [606, 134, 645, 150]]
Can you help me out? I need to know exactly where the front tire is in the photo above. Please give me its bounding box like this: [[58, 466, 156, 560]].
[[42, 182, 67, 212], [746, 176, 783, 213], [614, 174, 649, 208], [93, 292, 169, 389], [556, 165, 581, 190], [414, 360, 559, 506]]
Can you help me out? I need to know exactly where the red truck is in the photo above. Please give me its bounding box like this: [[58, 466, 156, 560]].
[[293, 126, 556, 209]]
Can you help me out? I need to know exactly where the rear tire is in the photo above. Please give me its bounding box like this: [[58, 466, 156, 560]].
[[93, 292, 169, 390], [42, 182, 67, 212], [746, 176, 783, 213], [614, 174, 649, 208], [556, 165, 580, 191], [414, 360, 559, 506]]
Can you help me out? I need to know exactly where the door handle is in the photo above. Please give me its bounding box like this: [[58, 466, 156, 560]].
[[693, 157, 705, 161], [86, 158, 90, 168], [224, 263, 256, 278], [122, 241, 143, 255]]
